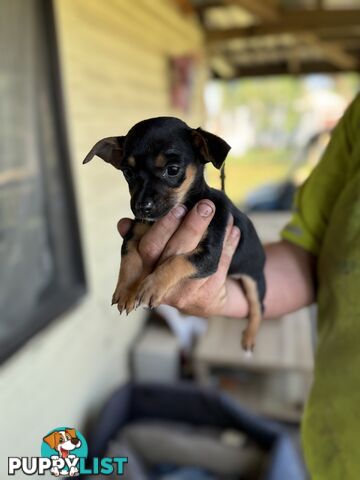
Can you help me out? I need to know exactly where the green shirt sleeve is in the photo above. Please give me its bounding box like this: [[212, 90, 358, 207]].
[[281, 94, 360, 256]]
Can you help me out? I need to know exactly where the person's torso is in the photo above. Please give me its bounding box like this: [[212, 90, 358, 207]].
[[302, 143, 360, 479]]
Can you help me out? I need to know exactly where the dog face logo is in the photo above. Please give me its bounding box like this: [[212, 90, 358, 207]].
[[43, 428, 81, 459], [41, 427, 87, 477]]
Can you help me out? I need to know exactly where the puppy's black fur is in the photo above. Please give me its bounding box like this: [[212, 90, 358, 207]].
[[84, 117, 266, 350]]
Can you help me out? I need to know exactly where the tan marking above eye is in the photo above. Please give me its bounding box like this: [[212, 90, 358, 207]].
[[127, 156, 136, 167], [154, 153, 166, 168]]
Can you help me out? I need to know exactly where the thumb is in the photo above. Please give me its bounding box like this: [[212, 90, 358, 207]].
[[117, 218, 133, 238]]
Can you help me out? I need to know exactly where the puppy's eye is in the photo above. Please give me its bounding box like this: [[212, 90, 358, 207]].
[[166, 165, 180, 177], [122, 168, 134, 181], [59, 438, 63, 443]]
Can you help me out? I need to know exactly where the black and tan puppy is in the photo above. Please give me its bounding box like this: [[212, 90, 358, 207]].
[[84, 117, 266, 351]]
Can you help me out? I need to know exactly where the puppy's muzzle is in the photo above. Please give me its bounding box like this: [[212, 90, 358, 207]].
[[134, 199, 154, 218]]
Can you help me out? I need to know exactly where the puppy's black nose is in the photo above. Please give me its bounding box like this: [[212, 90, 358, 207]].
[[136, 200, 154, 217], [71, 438, 79, 445]]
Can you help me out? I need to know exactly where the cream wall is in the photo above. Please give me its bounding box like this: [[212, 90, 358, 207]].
[[0, 0, 206, 470]]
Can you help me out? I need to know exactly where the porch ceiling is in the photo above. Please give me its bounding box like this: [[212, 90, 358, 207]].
[[177, 0, 360, 78]]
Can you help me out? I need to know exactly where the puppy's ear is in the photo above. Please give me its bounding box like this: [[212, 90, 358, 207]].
[[66, 428, 77, 439], [192, 128, 231, 169], [43, 432, 57, 450], [83, 136, 125, 170]]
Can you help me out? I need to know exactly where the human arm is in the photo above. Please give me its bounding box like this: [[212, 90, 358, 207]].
[[117, 96, 360, 319], [222, 240, 316, 319]]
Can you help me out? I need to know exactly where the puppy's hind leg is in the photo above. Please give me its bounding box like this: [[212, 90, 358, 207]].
[[134, 254, 197, 309], [238, 274, 262, 352], [135, 240, 221, 310]]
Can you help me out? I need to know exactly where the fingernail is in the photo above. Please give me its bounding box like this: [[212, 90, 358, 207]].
[[172, 205, 187, 219], [197, 201, 214, 218]]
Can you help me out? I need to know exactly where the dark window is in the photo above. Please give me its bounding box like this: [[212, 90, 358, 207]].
[[0, 0, 86, 363]]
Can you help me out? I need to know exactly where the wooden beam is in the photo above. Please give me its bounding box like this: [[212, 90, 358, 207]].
[[210, 55, 236, 78], [194, 0, 223, 10], [217, 40, 360, 68], [301, 33, 358, 70], [321, 28, 360, 36], [213, 60, 359, 78], [204, 6, 359, 75], [209, 33, 359, 71], [223, 0, 280, 22], [221, 46, 302, 67], [327, 38, 360, 49], [173, 0, 195, 15], [206, 10, 360, 42], [320, 30, 360, 42], [213, 43, 358, 71]]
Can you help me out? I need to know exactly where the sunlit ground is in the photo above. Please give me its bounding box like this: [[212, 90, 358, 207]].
[[206, 148, 290, 206]]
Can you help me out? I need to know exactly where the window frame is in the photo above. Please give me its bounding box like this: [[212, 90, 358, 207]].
[[0, 0, 86, 364]]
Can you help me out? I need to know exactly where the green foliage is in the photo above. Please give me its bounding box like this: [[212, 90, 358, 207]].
[[219, 76, 303, 134], [208, 73, 360, 204]]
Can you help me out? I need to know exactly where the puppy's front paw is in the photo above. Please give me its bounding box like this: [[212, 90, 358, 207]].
[[135, 275, 164, 309], [112, 287, 137, 315], [69, 466, 79, 477]]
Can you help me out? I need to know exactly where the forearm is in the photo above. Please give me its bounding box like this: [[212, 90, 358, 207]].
[[262, 240, 316, 318], [221, 240, 316, 319]]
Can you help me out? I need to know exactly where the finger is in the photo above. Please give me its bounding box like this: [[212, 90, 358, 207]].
[[138, 204, 187, 264], [224, 214, 234, 240], [117, 218, 133, 238], [217, 225, 241, 277], [160, 200, 215, 260]]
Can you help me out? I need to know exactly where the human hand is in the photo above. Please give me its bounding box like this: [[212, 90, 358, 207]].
[[118, 200, 245, 318]]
